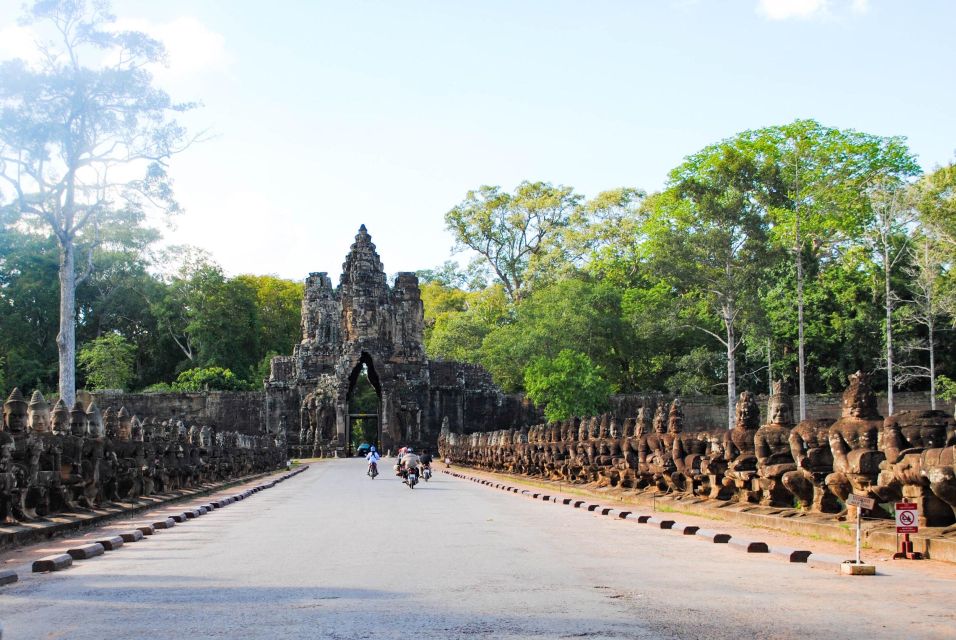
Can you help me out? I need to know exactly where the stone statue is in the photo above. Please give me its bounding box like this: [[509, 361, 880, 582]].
[[825, 371, 885, 518], [754, 382, 798, 506]]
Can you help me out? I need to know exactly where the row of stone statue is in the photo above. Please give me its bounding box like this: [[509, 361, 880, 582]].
[[439, 373, 956, 527], [0, 387, 287, 525]]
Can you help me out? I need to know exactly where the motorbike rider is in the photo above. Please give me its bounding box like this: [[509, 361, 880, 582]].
[[400, 447, 421, 482], [419, 449, 433, 468], [366, 446, 380, 476]]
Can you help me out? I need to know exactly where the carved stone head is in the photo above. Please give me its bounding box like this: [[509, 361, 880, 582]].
[[117, 407, 132, 441], [103, 406, 118, 439], [71, 401, 88, 436], [841, 371, 879, 420], [86, 402, 105, 437], [622, 417, 635, 438], [635, 407, 651, 438], [653, 404, 667, 434], [734, 391, 760, 431], [28, 390, 51, 433], [767, 381, 794, 428], [3, 388, 27, 433], [609, 417, 620, 439], [131, 416, 144, 442], [589, 416, 600, 440], [667, 399, 684, 434], [52, 399, 71, 435]]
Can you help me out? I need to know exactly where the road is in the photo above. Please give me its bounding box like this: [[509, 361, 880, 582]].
[[0, 459, 954, 639]]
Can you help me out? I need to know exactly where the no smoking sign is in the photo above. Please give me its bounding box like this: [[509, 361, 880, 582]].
[[896, 502, 919, 534]]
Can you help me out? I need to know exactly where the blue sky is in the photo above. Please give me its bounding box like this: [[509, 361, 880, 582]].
[[1, 0, 953, 281]]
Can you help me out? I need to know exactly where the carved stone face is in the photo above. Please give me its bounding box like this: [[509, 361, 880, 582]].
[[735, 391, 760, 431], [131, 417, 144, 442], [71, 401, 88, 437], [653, 405, 667, 434], [622, 418, 635, 438], [28, 391, 51, 433], [117, 408, 132, 441], [841, 371, 879, 420], [635, 408, 650, 438], [3, 388, 27, 433], [103, 407, 118, 439], [52, 400, 71, 435], [667, 400, 683, 434], [768, 395, 794, 427], [609, 419, 620, 438], [87, 403, 105, 437], [589, 417, 600, 439]]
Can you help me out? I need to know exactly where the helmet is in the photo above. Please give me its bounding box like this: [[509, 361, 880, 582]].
[[406, 447, 413, 453], [370, 446, 376, 452]]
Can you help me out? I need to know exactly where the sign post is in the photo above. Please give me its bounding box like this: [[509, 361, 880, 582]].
[[846, 493, 875, 565], [893, 502, 922, 560]]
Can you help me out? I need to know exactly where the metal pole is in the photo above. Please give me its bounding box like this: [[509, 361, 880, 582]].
[[855, 508, 862, 564]]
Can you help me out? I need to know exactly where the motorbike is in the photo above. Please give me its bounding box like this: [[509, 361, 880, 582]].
[[405, 467, 419, 489], [367, 461, 378, 478], [422, 464, 432, 482]]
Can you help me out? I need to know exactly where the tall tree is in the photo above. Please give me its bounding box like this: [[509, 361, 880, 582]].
[[445, 181, 583, 303], [738, 121, 919, 419], [0, 0, 196, 405], [650, 143, 778, 428]]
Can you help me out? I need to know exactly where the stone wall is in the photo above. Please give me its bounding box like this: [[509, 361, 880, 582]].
[[609, 391, 938, 430], [89, 390, 267, 435]]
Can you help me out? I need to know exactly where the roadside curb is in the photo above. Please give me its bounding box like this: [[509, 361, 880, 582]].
[[18, 465, 310, 581], [443, 468, 847, 573]]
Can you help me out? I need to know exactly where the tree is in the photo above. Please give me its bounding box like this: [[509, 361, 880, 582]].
[[651, 144, 777, 428], [171, 367, 249, 392], [445, 181, 583, 303], [726, 121, 919, 419], [524, 349, 611, 422], [868, 180, 916, 415], [0, 0, 196, 406], [914, 162, 956, 320], [897, 231, 949, 409], [77, 332, 135, 390]]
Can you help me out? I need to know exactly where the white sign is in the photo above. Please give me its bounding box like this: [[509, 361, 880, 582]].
[[846, 494, 875, 510], [896, 502, 918, 534]]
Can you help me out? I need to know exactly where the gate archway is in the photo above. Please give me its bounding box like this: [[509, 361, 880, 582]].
[[345, 353, 381, 456]]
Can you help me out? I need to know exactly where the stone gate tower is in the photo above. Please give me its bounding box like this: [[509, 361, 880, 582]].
[[265, 225, 536, 456]]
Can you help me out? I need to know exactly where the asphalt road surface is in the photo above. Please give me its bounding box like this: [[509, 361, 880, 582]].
[[0, 459, 954, 639]]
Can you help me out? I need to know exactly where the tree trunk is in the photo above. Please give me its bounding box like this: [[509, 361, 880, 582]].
[[725, 310, 737, 430], [884, 242, 894, 416], [928, 316, 936, 411], [57, 239, 77, 407], [796, 241, 807, 421]]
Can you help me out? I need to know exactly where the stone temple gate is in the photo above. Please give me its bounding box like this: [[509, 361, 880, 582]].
[[265, 225, 537, 456]]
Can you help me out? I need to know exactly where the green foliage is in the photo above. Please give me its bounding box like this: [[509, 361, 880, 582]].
[[171, 367, 251, 392], [524, 350, 611, 421], [77, 333, 136, 391], [445, 181, 584, 302], [937, 375, 956, 404]]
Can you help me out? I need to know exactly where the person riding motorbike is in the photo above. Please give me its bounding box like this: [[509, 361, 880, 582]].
[[419, 449, 433, 480], [400, 447, 421, 483], [366, 446, 380, 477]]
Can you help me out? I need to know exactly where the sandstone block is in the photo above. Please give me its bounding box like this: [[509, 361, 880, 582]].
[[119, 530, 144, 542], [96, 536, 124, 551], [33, 554, 72, 572], [67, 543, 105, 560]]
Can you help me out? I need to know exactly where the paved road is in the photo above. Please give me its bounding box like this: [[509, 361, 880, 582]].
[[0, 460, 954, 639]]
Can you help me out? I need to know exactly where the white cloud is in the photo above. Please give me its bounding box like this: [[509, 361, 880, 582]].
[[756, 0, 869, 20], [113, 16, 229, 82]]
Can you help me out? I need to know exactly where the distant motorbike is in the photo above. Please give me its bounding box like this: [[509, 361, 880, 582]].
[[405, 467, 419, 489], [367, 461, 378, 479], [422, 464, 432, 482]]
